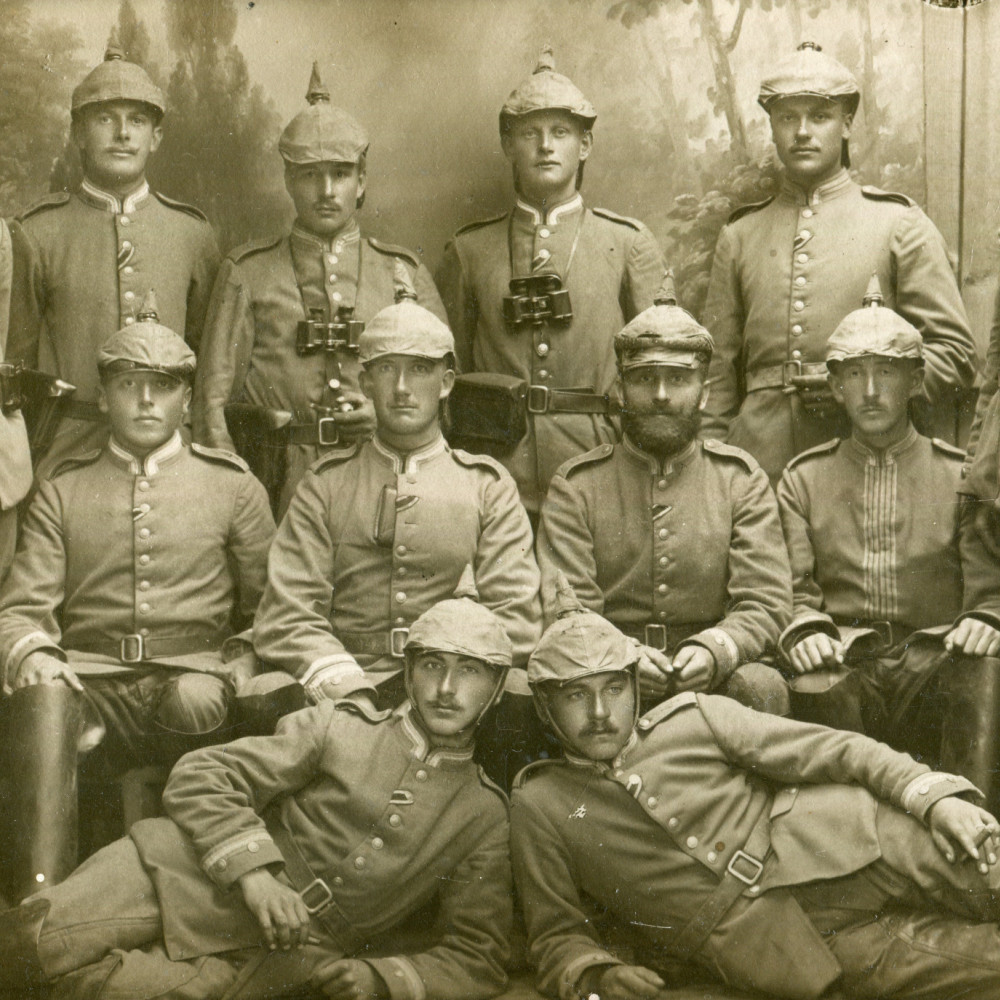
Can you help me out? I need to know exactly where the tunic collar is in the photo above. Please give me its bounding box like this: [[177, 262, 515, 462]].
[[845, 424, 919, 464], [107, 430, 184, 475], [514, 192, 584, 226], [79, 179, 150, 215], [372, 432, 447, 475], [291, 218, 361, 253], [621, 434, 698, 476], [779, 167, 852, 206], [397, 701, 476, 766]]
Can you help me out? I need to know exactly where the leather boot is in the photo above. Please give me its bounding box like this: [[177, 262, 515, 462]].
[[2, 685, 84, 902], [788, 668, 868, 733], [0, 897, 51, 988]]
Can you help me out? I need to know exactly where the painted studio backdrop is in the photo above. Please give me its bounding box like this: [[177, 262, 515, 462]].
[[1, 0, 997, 364]]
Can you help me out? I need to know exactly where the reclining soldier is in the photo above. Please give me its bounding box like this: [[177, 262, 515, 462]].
[[0, 577, 513, 1000], [511, 579, 1000, 1000], [0, 295, 274, 902]]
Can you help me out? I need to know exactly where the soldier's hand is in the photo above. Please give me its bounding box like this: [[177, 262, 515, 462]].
[[311, 958, 388, 999], [595, 964, 666, 1000], [237, 868, 311, 951], [637, 645, 674, 699], [788, 633, 845, 674], [331, 392, 376, 440], [945, 619, 1000, 658], [927, 796, 1000, 875], [672, 645, 716, 693], [13, 650, 84, 691]]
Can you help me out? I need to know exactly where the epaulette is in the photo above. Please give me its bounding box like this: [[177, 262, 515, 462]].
[[931, 437, 966, 461], [367, 237, 420, 269], [785, 437, 842, 471], [454, 213, 507, 238], [17, 191, 71, 222], [860, 186, 915, 208], [477, 765, 510, 808], [311, 442, 361, 473], [727, 196, 775, 224], [636, 691, 698, 732], [47, 448, 102, 480], [230, 236, 283, 264], [558, 442, 615, 480], [702, 438, 757, 473], [153, 191, 209, 222], [190, 443, 250, 472], [334, 697, 392, 724], [591, 207, 643, 231], [512, 757, 566, 791], [452, 448, 506, 479]]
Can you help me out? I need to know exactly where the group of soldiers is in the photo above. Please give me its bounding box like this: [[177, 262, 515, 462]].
[[1, 30, 1000, 1000]]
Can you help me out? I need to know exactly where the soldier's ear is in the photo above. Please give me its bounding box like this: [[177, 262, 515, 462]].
[[149, 124, 163, 154], [438, 367, 456, 400], [840, 111, 853, 141], [908, 364, 925, 399], [358, 367, 374, 400], [500, 132, 515, 162], [578, 129, 593, 162], [827, 371, 846, 405], [181, 384, 192, 415], [697, 377, 710, 411], [97, 382, 109, 415]]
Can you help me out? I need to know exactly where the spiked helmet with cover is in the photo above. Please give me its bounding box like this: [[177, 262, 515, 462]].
[[279, 63, 369, 165], [500, 45, 596, 133], [72, 37, 165, 117]]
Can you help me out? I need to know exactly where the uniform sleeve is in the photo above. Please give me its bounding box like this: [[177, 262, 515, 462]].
[[956, 496, 1000, 630], [162, 703, 334, 888], [965, 285, 1000, 466], [620, 224, 666, 320], [0, 481, 68, 688], [436, 240, 478, 374], [227, 472, 276, 624], [700, 225, 744, 442], [536, 472, 604, 627], [412, 261, 448, 324], [510, 790, 623, 1000], [191, 258, 255, 450], [964, 286, 1000, 498], [183, 221, 222, 355], [366, 813, 512, 1000], [252, 470, 373, 699], [6, 220, 44, 370]]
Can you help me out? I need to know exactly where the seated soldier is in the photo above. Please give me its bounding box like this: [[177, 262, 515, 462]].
[[253, 300, 543, 789], [0, 580, 513, 1000], [537, 279, 790, 715], [0, 294, 275, 902], [776, 279, 1000, 812], [511, 581, 1000, 1000]]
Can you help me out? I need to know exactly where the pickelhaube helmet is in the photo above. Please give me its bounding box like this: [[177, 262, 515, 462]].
[[97, 290, 196, 380], [757, 41, 860, 115], [825, 275, 924, 366], [357, 301, 455, 364], [614, 272, 715, 371], [500, 45, 596, 133], [279, 63, 369, 165], [72, 36, 166, 117]]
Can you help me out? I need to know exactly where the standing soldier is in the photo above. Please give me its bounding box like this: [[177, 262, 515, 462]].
[[702, 41, 975, 483], [438, 46, 665, 520], [7, 43, 220, 481], [192, 64, 446, 515]]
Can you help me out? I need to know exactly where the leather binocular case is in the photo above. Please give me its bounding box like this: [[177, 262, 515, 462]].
[[297, 307, 365, 356], [0, 362, 78, 457], [224, 403, 294, 513], [502, 273, 572, 328], [447, 372, 529, 456]]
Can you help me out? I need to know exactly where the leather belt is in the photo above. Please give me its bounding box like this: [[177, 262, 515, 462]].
[[62, 399, 103, 421], [833, 618, 917, 648], [525, 385, 609, 416], [72, 632, 227, 664], [620, 622, 707, 653], [745, 361, 827, 393], [340, 628, 410, 659], [286, 418, 342, 447]]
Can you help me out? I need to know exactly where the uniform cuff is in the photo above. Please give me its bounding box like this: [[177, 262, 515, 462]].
[[302, 657, 371, 703], [561, 952, 624, 1000], [685, 628, 739, 679], [900, 772, 983, 821], [4, 632, 65, 688], [954, 610, 1000, 635], [201, 830, 284, 889], [365, 956, 425, 1000]]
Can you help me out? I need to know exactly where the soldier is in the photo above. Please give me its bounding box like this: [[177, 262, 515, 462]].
[[0, 297, 274, 902], [437, 46, 665, 519], [7, 43, 220, 481], [511, 599, 1000, 1000], [253, 301, 542, 787], [964, 284, 1000, 510], [702, 41, 975, 483], [192, 64, 446, 515], [537, 288, 790, 715], [0, 586, 513, 1000], [776, 280, 1000, 812]]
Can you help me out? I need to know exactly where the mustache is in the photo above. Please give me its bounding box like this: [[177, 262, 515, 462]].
[[579, 722, 619, 737]]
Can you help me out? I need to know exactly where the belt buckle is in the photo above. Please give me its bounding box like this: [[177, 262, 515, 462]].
[[869, 620, 894, 646], [527, 385, 549, 414], [726, 849, 764, 886], [782, 360, 804, 387], [644, 623, 668, 653], [389, 626, 410, 659], [316, 417, 340, 447], [300, 877, 333, 915], [119, 634, 145, 664]]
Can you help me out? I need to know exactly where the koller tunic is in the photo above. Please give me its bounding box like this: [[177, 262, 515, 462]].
[[701, 170, 976, 482], [8, 180, 220, 477], [438, 195, 665, 511]]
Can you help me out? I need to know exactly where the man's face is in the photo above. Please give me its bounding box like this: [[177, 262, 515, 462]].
[[409, 650, 499, 746], [284, 161, 365, 238], [73, 100, 162, 193], [828, 355, 923, 450], [98, 370, 191, 458], [359, 354, 453, 448], [619, 364, 709, 456], [544, 670, 635, 761], [769, 95, 851, 187], [501, 110, 592, 206]]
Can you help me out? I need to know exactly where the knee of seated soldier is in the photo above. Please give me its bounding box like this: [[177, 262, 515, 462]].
[[154, 673, 231, 735]]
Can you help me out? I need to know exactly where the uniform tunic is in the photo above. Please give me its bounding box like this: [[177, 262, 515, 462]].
[[511, 692, 990, 1000], [537, 437, 791, 679], [8, 181, 220, 477], [701, 170, 976, 482], [30, 699, 512, 1000], [438, 196, 665, 511], [0, 432, 274, 687], [965, 283, 1000, 500], [192, 220, 446, 506], [253, 434, 541, 698]]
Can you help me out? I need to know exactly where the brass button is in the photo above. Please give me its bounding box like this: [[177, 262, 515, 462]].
[[328, 379, 341, 391], [791, 350, 802, 360], [657, 584, 667, 594], [123, 266, 134, 276], [801, 208, 813, 219], [328, 274, 337, 284], [354, 857, 366, 869], [121, 240, 132, 250], [536, 343, 549, 357], [139, 527, 150, 539], [686, 836, 698, 849], [247, 841, 259, 854], [396, 545, 407, 556], [658, 556, 668, 566], [332, 291, 343, 303], [389, 814, 402, 827], [793, 300, 805, 311], [124, 291, 135, 301], [707, 851, 718, 863], [537, 369, 549, 380], [138, 481, 150, 491], [667, 817, 679, 829], [395, 592, 407, 603], [415, 769, 428, 781], [124, 317, 135, 325], [216, 859, 227, 871], [794, 276, 806, 287], [139, 628, 150, 637], [372, 837, 384, 850], [396, 566, 407, 577], [796, 253, 808, 264], [656, 479, 668, 489], [647, 796, 658, 807], [333, 876, 344, 886], [120, 215, 131, 225], [539, 227, 551, 238], [139, 580, 150, 591], [798, 229, 811, 240], [327, 254, 338, 264], [658, 528, 668, 539], [139, 602, 150, 614]]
